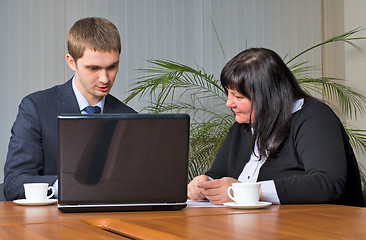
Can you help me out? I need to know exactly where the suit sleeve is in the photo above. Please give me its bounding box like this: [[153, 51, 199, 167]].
[[4, 97, 57, 200], [274, 103, 347, 204], [206, 124, 250, 179], [205, 127, 233, 179]]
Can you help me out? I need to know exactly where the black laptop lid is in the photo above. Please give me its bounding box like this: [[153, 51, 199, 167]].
[[57, 114, 189, 205]]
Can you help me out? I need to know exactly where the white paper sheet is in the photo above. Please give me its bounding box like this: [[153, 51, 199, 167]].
[[186, 199, 225, 208]]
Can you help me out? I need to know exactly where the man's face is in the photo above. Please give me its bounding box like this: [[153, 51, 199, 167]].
[[66, 48, 120, 105]]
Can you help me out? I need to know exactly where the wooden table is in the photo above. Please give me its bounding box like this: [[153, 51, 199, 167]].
[[0, 201, 365, 239]]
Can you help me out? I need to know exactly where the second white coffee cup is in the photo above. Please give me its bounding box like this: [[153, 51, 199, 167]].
[[24, 183, 55, 202], [227, 182, 261, 206]]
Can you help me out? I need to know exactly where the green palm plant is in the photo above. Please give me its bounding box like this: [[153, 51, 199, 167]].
[[124, 28, 366, 183]]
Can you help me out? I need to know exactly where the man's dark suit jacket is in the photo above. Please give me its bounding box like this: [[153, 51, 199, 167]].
[[207, 98, 365, 207], [4, 79, 137, 200]]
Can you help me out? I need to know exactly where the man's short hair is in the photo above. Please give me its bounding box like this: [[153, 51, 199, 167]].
[[67, 17, 121, 62]]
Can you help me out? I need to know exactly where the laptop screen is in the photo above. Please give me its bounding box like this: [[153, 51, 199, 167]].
[[57, 114, 189, 206]]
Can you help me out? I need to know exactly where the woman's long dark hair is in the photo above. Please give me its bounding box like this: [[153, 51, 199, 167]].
[[220, 48, 310, 159]]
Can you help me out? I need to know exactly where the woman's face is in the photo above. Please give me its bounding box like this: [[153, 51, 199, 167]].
[[226, 88, 253, 124]]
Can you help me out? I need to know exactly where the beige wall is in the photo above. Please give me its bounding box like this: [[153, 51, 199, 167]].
[[344, 0, 366, 172], [322, 0, 345, 85], [324, 0, 366, 172]]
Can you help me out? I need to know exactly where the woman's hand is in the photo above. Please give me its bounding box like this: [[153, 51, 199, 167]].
[[187, 175, 210, 201], [198, 177, 240, 205]]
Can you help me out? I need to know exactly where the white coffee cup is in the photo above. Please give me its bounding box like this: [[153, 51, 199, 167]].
[[227, 182, 261, 206], [23, 183, 55, 202]]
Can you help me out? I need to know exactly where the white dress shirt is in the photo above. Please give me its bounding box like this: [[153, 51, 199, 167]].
[[72, 77, 106, 113]]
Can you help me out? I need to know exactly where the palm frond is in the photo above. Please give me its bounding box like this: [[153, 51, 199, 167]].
[[124, 60, 226, 106], [188, 119, 233, 180], [286, 27, 366, 65], [297, 77, 366, 119], [143, 101, 230, 121], [345, 126, 366, 154]]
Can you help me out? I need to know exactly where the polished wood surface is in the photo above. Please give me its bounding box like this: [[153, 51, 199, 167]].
[[0, 201, 278, 224], [0, 201, 365, 239], [0, 222, 127, 240], [82, 204, 366, 240], [97, 206, 366, 240]]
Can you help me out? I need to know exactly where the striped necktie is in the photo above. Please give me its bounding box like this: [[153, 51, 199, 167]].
[[83, 106, 101, 114]]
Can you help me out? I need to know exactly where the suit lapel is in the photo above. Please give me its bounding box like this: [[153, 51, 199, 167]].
[[55, 79, 123, 114], [104, 95, 118, 113], [234, 126, 252, 178], [55, 79, 80, 114]]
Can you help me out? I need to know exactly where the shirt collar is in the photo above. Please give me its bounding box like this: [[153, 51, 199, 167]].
[[292, 98, 304, 113], [250, 98, 304, 134], [72, 77, 105, 113]]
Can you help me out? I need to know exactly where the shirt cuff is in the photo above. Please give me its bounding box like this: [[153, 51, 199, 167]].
[[52, 179, 58, 199], [259, 180, 280, 204]]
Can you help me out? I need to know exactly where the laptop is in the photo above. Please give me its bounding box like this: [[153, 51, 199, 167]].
[[57, 113, 190, 213]]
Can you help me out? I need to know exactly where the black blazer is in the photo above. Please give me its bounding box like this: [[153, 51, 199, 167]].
[[207, 98, 365, 207], [4, 79, 137, 200]]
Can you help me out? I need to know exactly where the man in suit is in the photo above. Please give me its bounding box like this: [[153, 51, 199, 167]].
[[4, 17, 136, 201]]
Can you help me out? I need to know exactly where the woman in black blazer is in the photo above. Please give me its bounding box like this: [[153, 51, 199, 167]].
[[188, 48, 364, 207]]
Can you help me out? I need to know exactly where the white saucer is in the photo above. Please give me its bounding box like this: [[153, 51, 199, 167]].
[[13, 199, 57, 206], [223, 201, 272, 209]]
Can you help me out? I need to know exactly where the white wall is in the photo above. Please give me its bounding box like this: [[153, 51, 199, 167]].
[[0, 0, 322, 182]]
